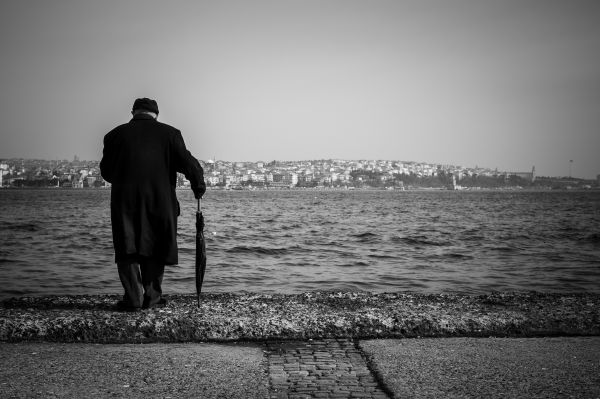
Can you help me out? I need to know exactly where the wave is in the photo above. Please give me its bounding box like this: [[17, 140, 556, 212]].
[[353, 232, 378, 238], [391, 235, 453, 247], [487, 245, 517, 252], [281, 223, 303, 230], [353, 261, 370, 266], [226, 245, 291, 256], [2, 222, 42, 232], [585, 233, 600, 244], [352, 232, 380, 243], [368, 254, 397, 260], [445, 253, 475, 260]]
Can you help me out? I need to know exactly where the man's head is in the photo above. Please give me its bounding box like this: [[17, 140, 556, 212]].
[[131, 98, 159, 118]]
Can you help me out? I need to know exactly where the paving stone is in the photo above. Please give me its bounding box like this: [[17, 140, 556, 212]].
[[330, 394, 351, 398], [265, 339, 390, 398]]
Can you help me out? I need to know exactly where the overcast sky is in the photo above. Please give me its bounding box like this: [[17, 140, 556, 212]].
[[1, 0, 599, 178]]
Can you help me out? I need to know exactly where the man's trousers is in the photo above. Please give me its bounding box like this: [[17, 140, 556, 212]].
[[117, 257, 164, 308]]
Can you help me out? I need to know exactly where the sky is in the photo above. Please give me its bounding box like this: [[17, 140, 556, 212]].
[[0, 0, 599, 178]]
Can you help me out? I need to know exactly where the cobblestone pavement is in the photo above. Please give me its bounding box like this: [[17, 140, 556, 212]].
[[265, 339, 390, 399]]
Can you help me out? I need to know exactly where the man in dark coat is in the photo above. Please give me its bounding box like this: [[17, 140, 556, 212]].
[[100, 98, 206, 310]]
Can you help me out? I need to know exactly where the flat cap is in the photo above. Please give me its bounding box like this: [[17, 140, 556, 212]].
[[132, 98, 159, 114]]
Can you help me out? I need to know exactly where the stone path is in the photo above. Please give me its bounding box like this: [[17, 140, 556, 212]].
[[264, 339, 391, 399]]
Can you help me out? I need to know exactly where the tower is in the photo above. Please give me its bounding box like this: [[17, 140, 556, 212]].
[[569, 160, 573, 178]]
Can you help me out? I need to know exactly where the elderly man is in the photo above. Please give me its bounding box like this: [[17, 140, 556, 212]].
[[101, 98, 206, 311]]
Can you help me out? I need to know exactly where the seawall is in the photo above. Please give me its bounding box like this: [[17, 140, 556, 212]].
[[1, 292, 599, 343]]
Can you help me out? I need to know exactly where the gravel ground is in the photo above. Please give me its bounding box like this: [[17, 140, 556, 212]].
[[360, 336, 600, 399], [0, 342, 269, 398], [1, 292, 599, 342]]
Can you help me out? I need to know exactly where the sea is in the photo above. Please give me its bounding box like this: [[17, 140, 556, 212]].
[[0, 188, 599, 300]]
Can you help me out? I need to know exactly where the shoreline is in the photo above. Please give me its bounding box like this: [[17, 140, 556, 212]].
[[2, 291, 599, 343], [3, 185, 599, 191]]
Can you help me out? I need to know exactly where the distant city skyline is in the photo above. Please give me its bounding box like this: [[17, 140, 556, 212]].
[[0, 157, 562, 190], [0, 153, 592, 180], [0, 155, 567, 180], [1, 0, 599, 179], [0, 152, 593, 179]]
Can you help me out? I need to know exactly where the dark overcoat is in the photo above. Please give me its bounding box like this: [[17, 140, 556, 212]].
[[100, 114, 205, 265]]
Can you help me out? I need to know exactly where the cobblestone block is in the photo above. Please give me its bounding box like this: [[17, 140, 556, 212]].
[[265, 339, 390, 398]]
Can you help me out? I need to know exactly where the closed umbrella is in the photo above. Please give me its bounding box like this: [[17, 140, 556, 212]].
[[196, 198, 207, 307]]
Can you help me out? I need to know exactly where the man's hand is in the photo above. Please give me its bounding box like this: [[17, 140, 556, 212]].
[[193, 185, 205, 199]]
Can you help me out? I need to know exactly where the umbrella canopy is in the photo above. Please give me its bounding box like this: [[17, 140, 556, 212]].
[[196, 198, 207, 307]]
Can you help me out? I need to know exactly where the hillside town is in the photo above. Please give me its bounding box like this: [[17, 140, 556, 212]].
[[0, 157, 597, 190]]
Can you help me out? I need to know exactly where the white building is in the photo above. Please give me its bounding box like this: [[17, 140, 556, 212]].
[[207, 176, 221, 185], [251, 173, 265, 183]]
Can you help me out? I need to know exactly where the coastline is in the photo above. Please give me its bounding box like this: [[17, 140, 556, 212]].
[[2, 291, 598, 343], [3, 185, 599, 191]]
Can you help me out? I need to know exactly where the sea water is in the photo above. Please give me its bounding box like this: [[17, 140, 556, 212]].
[[1, 188, 599, 299]]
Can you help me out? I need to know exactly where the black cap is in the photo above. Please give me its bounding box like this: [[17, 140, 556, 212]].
[[132, 98, 159, 114]]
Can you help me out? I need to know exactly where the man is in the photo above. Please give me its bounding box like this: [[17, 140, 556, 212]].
[[101, 98, 206, 311]]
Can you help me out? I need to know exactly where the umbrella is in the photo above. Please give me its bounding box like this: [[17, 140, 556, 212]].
[[196, 197, 207, 307]]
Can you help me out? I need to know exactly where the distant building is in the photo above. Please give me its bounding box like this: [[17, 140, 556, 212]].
[[508, 166, 536, 183], [84, 176, 97, 187], [0, 163, 7, 187], [207, 176, 220, 186], [251, 173, 265, 183]]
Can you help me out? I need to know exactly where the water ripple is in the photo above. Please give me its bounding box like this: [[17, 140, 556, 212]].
[[1, 189, 599, 298]]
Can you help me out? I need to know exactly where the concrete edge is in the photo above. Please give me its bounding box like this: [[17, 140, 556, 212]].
[[1, 291, 599, 343]]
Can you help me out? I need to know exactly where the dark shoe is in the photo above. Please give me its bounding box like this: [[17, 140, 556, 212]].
[[114, 300, 142, 312], [142, 297, 168, 309]]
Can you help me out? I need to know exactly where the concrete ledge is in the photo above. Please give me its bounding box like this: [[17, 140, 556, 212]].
[[1, 292, 599, 343]]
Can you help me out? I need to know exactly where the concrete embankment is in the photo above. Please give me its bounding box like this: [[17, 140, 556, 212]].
[[1, 292, 598, 342]]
